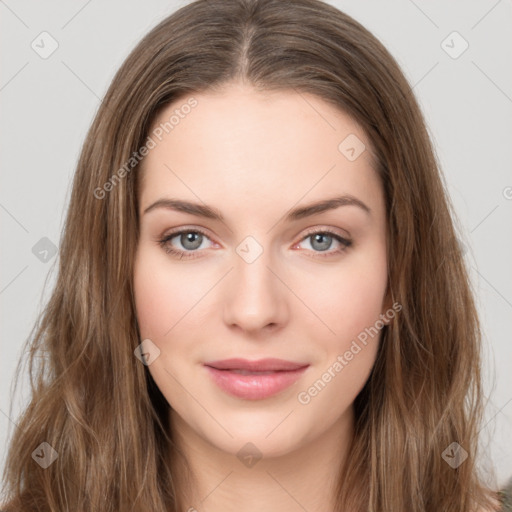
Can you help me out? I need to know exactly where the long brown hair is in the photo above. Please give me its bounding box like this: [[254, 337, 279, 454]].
[[1, 0, 499, 510]]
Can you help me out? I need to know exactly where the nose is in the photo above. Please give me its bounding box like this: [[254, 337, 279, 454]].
[[222, 246, 288, 334]]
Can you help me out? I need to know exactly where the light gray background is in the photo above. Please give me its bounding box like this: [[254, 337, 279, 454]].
[[1, 0, 511, 489]]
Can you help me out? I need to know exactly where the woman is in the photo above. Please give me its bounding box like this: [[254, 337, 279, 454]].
[[1, 0, 509, 510]]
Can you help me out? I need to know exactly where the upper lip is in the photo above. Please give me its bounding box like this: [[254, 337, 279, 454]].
[[204, 358, 309, 372]]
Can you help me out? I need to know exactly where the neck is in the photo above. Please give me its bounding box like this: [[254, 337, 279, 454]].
[[169, 406, 355, 512]]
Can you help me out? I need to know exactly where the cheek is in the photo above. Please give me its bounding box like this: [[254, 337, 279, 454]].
[[294, 260, 387, 414], [133, 247, 201, 340], [133, 249, 204, 401], [293, 250, 388, 347]]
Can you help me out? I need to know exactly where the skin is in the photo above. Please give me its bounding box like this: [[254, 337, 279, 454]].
[[133, 82, 390, 511]]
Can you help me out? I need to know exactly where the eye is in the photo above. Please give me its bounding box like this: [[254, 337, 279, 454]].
[[157, 227, 352, 260], [157, 228, 215, 259], [293, 229, 352, 257]]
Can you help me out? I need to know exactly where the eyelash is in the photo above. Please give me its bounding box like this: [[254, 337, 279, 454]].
[[157, 227, 352, 260]]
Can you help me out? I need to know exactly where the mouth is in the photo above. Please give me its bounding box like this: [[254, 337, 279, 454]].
[[203, 358, 310, 400]]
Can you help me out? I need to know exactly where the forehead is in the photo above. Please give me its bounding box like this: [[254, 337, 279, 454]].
[[138, 84, 381, 216]]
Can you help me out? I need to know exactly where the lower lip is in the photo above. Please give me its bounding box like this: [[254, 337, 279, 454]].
[[204, 366, 309, 400]]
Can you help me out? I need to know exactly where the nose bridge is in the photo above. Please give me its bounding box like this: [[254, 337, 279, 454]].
[[222, 235, 287, 331]]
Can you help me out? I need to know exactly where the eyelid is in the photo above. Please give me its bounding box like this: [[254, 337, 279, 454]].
[[158, 224, 351, 243], [299, 225, 351, 241], [156, 226, 218, 255], [158, 225, 216, 244]]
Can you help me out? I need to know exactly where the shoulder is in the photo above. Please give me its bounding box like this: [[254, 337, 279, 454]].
[[482, 477, 512, 512], [497, 476, 512, 511], [475, 499, 502, 512], [474, 483, 511, 512]]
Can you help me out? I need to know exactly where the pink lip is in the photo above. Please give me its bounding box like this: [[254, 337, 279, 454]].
[[204, 358, 309, 400]]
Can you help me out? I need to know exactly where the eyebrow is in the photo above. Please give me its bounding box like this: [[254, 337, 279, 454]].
[[142, 195, 371, 221]]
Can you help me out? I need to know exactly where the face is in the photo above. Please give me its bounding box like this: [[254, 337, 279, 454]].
[[133, 82, 390, 458]]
